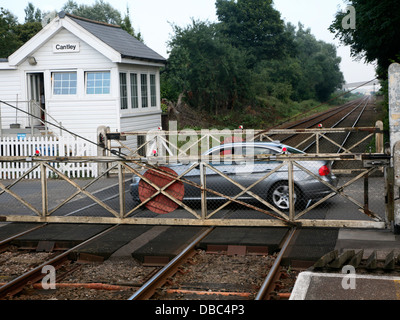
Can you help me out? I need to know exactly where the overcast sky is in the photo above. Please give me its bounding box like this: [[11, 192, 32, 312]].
[[3, 0, 377, 85]]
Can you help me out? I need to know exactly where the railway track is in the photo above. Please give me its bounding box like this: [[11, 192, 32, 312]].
[[274, 96, 374, 154], [301, 96, 372, 158], [0, 224, 134, 300], [278, 97, 369, 130], [129, 228, 297, 301], [2, 223, 398, 301], [0, 224, 298, 300]]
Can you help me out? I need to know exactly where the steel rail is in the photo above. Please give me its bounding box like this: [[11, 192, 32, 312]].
[[128, 227, 215, 300], [335, 96, 370, 154], [264, 98, 366, 144], [280, 98, 365, 137], [281, 98, 363, 129], [255, 227, 297, 300], [269, 78, 377, 131], [0, 224, 120, 299], [302, 96, 370, 152]]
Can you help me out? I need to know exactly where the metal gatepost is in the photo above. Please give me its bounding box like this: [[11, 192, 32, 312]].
[[390, 63, 400, 233]]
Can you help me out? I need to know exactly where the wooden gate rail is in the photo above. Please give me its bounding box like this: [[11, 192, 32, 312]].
[[112, 125, 383, 158], [123, 160, 290, 224], [0, 153, 390, 229]]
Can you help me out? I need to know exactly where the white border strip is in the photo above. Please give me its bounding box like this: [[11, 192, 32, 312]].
[[290, 271, 400, 300]]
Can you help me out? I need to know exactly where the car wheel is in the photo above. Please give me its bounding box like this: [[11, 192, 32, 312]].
[[268, 182, 302, 211]]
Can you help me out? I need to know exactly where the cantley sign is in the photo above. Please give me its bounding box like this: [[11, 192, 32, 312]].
[[53, 42, 80, 53]]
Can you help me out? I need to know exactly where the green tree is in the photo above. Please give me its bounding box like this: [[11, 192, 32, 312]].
[[17, 3, 43, 44], [252, 57, 302, 102], [165, 20, 252, 114], [62, 0, 79, 13], [120, 7, 143, 41], [293, 24, 344, 101], [62, 1, 143, 41], [62, 0, 122, 25], [215, 0, 295, 62], [0, 8, 21, 58], [313, 43, 344, 101], [329, 0, 400, 78], [0, 7, 42, 58], [250, 23, 343, 103], [24, 2, 42, 22], [13, 21, 42, 45]]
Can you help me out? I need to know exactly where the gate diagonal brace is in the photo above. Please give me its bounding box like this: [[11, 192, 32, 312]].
[[0, 180, 42, 216], [43, 163, 120, 218], [47, 163, 119, 216], [124, 162, 200, 218], [293, 162, 383, 222], [203, 162, 289, 221], [129, 160, 294, 225]]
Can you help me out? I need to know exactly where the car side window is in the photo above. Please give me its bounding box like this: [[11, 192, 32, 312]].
[[209, 146, 251, 165], [209, 147, 236, 165], [249, 147, 282, 164], [238, 147, 274, 164], [207, 145, 285, 165], [245, 147, 273, 156]]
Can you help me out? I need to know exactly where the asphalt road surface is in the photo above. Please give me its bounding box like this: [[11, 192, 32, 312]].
[[0, 175, 386, 223]]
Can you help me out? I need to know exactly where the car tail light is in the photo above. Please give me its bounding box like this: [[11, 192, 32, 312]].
[[319, 165, 331, 176]]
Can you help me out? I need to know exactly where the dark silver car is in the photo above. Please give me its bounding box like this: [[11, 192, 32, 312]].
[[130, 142, 338, 211]]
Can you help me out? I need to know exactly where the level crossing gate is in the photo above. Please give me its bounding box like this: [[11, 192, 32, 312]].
[[0, 124, 392, 230]]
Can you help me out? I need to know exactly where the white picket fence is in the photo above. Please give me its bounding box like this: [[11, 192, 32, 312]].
[[0, 136, 98, 179]]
